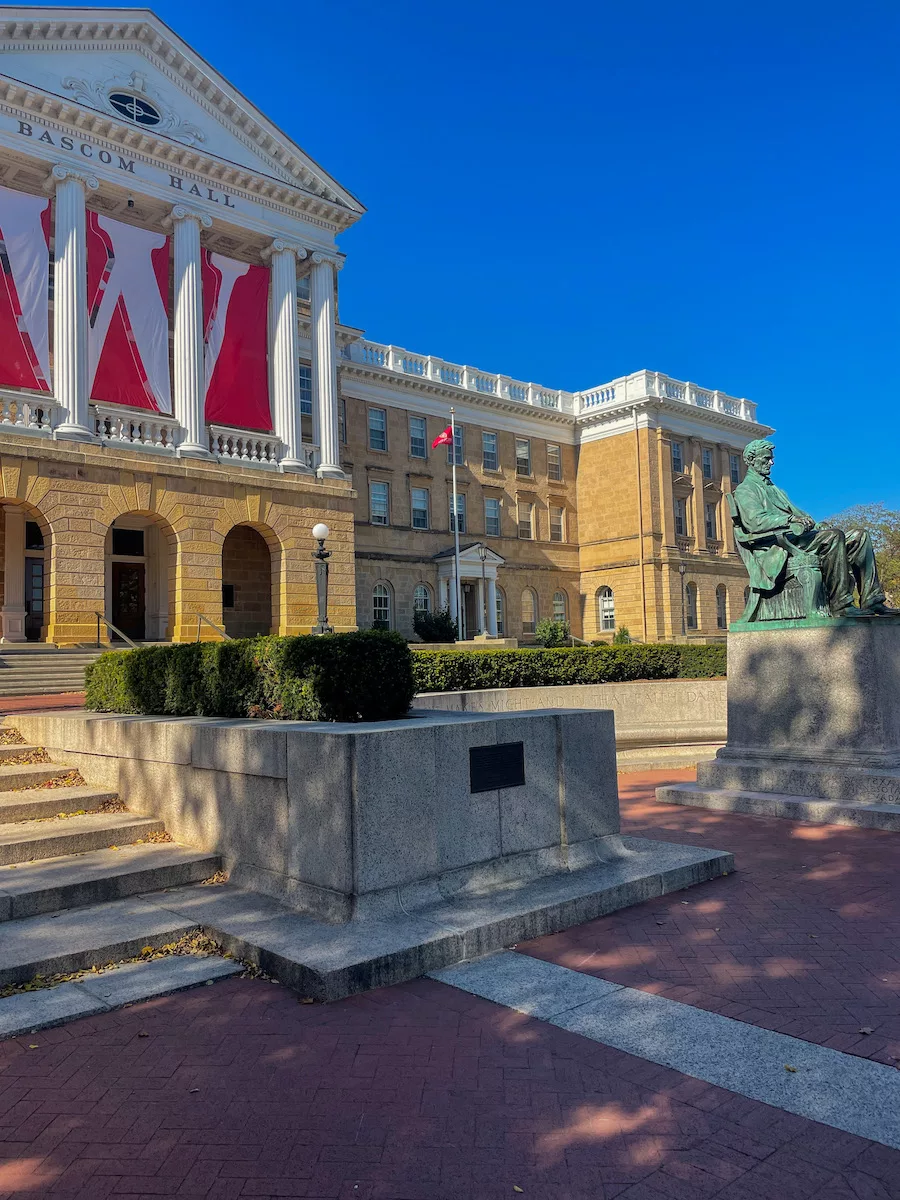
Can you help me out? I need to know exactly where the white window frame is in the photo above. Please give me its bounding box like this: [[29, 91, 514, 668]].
[[448, 425, 464, 466], [547, 444, 562, 481], [409, 416, 427, 459], [368, 407, 387, 452], [702, 447, 713, 480], [369, 481, 389, 526], [482, 430, 499, 471], [550, 506, 565, 542], [484, 496, 501, 537], [414, 583, 432, 615], [672, 441, 684, 474], [515, 437, 532, 476], [705, 502, 717, 540], [450, 492, 466, 534], [552, 590, 567, 622], [521, 588, 537, 635], [517, 501, 534, 540], [411, 486, 430, 530], [598, 586, 615, 632], [674, 497, 688, 537], [373, 582, 392, 629]]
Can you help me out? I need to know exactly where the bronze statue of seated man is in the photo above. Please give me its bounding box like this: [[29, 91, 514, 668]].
[[731, 439, 897, 619]]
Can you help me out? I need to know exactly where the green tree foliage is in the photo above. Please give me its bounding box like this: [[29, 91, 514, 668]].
[[533, 618, 570, 647], [413, 607, 459, 642], [824, 503, 900, 602]]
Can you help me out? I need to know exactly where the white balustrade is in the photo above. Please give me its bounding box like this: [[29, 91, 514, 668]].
[[208, 424, 283, 465], [92, 404, 181, 452], [0, 395, 61, 434]]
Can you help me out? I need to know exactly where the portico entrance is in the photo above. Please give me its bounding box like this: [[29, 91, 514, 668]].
[[105, 514, 175, 642], [435, 543, 505, 640]]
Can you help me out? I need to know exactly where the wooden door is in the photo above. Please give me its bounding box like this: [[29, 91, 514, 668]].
[[111, 562, 146, 640], [24, 558, 43, 642]]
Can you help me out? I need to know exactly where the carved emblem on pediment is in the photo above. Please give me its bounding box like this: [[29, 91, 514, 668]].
[[61, 70, 207, 148]]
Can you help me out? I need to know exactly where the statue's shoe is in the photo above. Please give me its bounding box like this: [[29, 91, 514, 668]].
[[833, 604, 863, 617], [861, 602, 900, 616]]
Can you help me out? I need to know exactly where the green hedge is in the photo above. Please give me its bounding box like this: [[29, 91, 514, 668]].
[[85, 631, 415, 722], [411, 643, 726, 693]]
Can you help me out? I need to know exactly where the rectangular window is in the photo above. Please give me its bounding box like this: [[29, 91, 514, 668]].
[[705, 502, 717, 540], [339, 398, 347, 445], [674, 497, 688, 537], [730, 453, 741, 486], [298, 364, 313, 416], [448, 425, 464, 466], [112, 528, 144, 557], [370, 481, 389, 525], [482, 431, 498, 471], [411, 487, 430, 530], [550, 507, 565, 542], [515, 438, 531, 476], [518, 501, 534, 540], [368, 408, 387, 451], [297, 274, 311, 302], [702, 447, 713, 479], [547, 444, 562, 481], [450, 492, 466, 534], [409, 416, 427, 459], [671, 441, 684, 474], [484, 497, 501, 537]]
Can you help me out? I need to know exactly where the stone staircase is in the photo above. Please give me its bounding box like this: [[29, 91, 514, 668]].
[[0, 646, 105, 696], [0, 732, 222, 987]]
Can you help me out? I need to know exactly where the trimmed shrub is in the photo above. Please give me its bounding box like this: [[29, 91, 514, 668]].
[[412, 642, 726, 693], [612, 626, 632, 644], [413, 607, 458, 643], [85, 631, 414, 722], [533, 618, 570, 647]]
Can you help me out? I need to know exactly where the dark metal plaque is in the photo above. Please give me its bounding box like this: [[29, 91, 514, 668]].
[[469, 742, 525, 793]]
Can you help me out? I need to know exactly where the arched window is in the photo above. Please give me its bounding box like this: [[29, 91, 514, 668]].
[[552, 590, 567, 622], [686, 582, 698, 630], [496, 587, 506, 636], [521, 588, 538, 635], [597, 586, 615, 632], [413, 584, 431, 615], [373, 583, 392, 630], [716, 584, 727, 630]]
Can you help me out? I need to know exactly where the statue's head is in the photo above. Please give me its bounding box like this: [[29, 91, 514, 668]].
[[743, 439, 774, 477]]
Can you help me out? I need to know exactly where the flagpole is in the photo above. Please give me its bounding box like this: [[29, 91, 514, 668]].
[[450, 406, 462, 640]]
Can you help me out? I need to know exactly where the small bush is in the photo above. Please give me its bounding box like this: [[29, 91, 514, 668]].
[[612, 626, 632, 644], [533, 618, 570, 647], [413, 607, 458, 643], [412, 642, 726, 693], [85, 631, 415, 722]]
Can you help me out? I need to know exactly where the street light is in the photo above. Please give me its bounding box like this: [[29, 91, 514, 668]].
[[477, 543, 489, 636], [679, 562, 686, 639], [311, 522, 333, 635]]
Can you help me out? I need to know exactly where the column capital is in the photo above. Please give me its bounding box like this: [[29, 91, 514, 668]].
[[262, 238, 309, 262], [164, 204, 213, 229], [46, 163, 99, 192], [310, 251, 345, 271]]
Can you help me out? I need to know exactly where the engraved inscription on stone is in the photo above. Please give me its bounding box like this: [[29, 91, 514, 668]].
[[469, 742, 525, 793]]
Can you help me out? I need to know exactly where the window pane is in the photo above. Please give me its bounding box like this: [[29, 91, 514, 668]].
[[598, 587, 615, 632], [368, 408, 387, 451], [482, 431, 498, 471], [370, 482, 389, 525], [702, 447, 713, 479], [522, 589, 536, 634], [448, 426, 464, 465], [373, 584, 391, 629], [672, 442, 684, 473], [705, 503, 717, 540], [515, 438, 531, 475], [450, 493, 466, 534], [112, 528, 144, 557], [550, 507, 564, 542], [730, 453, 741, 485], [547, 444, 561, 481], [674, 498, 687, 537], [299, 364, 312, 415], [716, 586, 727, 629], [409, 416, 427, 459], [414, 584, 431, 614], [517, 502, 533, 539], [339, 398, 347, 445], [496, 589, 505, 635], [484, 497, 501, 537], [411, 487, 429, 530], [687, 583, 698, 629], [553, 591, 566, 622], [297, 274, 311, 302]]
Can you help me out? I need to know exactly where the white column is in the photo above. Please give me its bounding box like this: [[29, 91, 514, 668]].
[[266, 239, 309, 472], [476, 576, 485, 634], [50, 165, 98, 443], [439, 577, 449, 612], [169, 205, 212, 459], [486, 576, 498, 636], [1, 507, 26, 642], [310, 252, 343, 479]]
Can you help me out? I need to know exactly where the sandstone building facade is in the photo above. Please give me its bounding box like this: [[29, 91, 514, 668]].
[[0, 8, 770, 650]]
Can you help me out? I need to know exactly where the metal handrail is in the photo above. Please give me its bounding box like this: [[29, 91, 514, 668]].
[[196, 614, 231, 642], [95, 613, 138, 650]]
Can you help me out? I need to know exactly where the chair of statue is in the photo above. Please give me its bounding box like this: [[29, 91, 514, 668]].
[[726, 493, 827, 623]]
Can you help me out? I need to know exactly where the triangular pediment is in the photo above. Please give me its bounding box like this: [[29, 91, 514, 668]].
[[0, 7, 364, 223]]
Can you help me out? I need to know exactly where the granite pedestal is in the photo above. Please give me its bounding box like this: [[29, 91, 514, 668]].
[[658, 620, 900, 828], [8, 708, 732, 998]]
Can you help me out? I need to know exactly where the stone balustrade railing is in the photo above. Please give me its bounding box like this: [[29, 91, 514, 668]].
[[0, 394, 62, 435], [577, 370, 757, 423], [207, 424, 319, 472], [92, 404, 182, 452]]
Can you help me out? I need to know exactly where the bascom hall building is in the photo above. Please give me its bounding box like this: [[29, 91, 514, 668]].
[[0, 7, 772, 649]]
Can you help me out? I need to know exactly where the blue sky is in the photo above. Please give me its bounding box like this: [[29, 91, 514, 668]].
[[73, 1, 900, 513]]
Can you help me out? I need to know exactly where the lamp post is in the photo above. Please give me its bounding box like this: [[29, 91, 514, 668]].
[[679, 562, 686, 640], [311, 522, 333, 634], [477, 542, 488, 635]]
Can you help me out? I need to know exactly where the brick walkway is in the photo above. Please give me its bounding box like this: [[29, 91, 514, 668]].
[[1, 768, 900, 1198], [0, 695, 84, 716], [521, 770, 900, 1067]]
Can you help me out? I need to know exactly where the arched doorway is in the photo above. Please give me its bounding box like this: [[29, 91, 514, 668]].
[[105, 513, 175, 642], [0, 501, 51, 643], [221, 525, 274, 638]]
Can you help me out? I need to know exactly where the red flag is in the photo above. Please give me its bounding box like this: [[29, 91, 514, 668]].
[[432, 424, 453, 448]]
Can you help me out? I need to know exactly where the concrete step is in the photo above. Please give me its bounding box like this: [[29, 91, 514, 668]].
[[0, 685, 86, 696], [0, 745, 45, 760], [0, 762, 72, 789], [0, 785, 120, 823], [0, 812, 165, 866], [0, 843, 221, 921], [0, 895, 199, 988]]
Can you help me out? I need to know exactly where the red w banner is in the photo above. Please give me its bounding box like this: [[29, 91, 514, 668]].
[[87, 212, 171, 413], [0, 184, 51, 393], [202, 250, 272, 432], [432, 424, 453, 448]]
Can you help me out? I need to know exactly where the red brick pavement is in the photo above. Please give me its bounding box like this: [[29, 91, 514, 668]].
[[0, 696, 85, 716], [520, 769, 900, 1067], [1, 973, 900, 1199]]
